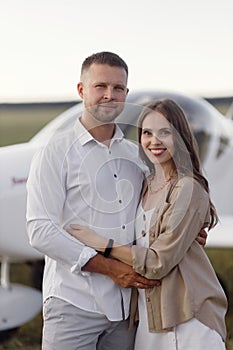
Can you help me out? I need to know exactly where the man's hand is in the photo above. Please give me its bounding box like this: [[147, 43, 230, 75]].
[[107, 258, 160, 289], [82, 254, 160, 289], [195, 228, 208, 247]]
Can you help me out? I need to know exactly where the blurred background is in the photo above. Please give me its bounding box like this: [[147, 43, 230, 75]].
[[0, 0, 232, 348]]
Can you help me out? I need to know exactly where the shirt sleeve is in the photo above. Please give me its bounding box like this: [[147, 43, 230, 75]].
[[132, 178, 210, 280], [26, 145, 97, 274], [71, 247, 98, 275]]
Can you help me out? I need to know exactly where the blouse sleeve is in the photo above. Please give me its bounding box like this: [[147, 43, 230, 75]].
[[132, 177, 210, 279]]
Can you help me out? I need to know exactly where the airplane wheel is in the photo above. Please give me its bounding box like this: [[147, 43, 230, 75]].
[[0, 284, 42, 332]]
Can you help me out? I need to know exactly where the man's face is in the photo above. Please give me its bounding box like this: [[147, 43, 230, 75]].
[[78, 63, 129, 124]]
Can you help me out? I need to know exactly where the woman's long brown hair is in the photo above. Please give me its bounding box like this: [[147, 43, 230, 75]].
[[137, 98, 218, 229]]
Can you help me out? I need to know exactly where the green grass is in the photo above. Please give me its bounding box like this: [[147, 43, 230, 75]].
[[0, 104, 70, 146], [0, 314, 42, 350], [207, 249, 233, 350], [0, 101, 232, 349]]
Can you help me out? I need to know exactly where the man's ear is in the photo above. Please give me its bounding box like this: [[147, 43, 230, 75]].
[[77, 82, 84, 99]]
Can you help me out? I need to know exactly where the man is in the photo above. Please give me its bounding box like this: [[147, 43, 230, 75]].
[[26, 52, 159, 350], [27, 52, 206, 349]]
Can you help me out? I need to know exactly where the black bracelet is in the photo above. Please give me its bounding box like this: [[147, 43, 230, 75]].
[[103, 238, 114, 257]]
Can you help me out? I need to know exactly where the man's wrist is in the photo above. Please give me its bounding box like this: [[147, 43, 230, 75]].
[[82, 253, 111, 275]]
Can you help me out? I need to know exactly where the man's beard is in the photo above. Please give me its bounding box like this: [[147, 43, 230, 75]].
[[86, 102, 125, 124]]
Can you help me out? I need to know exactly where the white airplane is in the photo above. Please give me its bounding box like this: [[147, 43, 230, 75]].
[[0, 91, 232, 332]]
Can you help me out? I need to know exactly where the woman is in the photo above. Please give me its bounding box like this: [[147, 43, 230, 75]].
[[67, 99, 227, 349]]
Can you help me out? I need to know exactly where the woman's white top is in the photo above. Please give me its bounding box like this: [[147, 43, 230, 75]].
[[134, 201, 225, 350]]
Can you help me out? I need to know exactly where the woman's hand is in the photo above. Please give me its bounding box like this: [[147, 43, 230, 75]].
[[66, 224, 108, 252], [195, 228, 207, 247]]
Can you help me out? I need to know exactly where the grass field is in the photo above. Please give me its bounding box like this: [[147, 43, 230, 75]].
[[0, 101, 232, 349], [0, 103, 72, 146]]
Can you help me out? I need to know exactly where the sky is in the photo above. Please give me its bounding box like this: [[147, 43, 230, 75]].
[[0, 0, 233, 102]]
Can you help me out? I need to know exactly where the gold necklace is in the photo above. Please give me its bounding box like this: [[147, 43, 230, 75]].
[[148, 176, 171, 194]]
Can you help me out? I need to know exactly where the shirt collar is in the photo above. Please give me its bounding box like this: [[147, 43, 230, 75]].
[[74, 117, 93, 146], [74, 117, 124, 146]]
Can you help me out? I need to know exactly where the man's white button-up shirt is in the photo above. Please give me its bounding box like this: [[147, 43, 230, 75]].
[[26, 117, 146, 321]]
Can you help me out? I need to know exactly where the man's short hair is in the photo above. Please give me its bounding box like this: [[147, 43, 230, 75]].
[[81, 51, 128, 77]]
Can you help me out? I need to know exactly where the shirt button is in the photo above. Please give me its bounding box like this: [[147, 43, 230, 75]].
[[141, 230, 146, 237], [114, 174, 117, 178], [119, 199, 122, 204], [146, 297, 151, 302], [122, 225, 126, 230]]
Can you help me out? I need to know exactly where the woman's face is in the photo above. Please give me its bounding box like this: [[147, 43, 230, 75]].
[[141, 111, 175, 167]]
